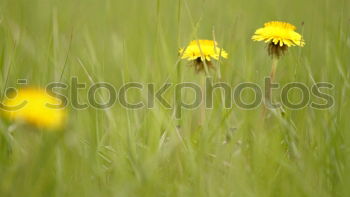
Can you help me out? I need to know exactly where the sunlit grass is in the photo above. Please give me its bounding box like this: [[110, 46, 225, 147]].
[[0, 0, 349, 196]]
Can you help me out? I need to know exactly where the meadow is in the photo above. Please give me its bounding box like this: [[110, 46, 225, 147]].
[[0, 0, 350, 196]]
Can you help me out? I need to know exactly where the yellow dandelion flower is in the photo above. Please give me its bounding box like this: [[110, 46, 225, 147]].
[[1, 88, 66, 130], [252, 21, 305, 57], [179, 40, 228, 72]]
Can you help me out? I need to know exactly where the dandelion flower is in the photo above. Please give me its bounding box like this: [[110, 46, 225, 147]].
[[1, 88, 66, 130], [252, 21, 305, 58], [179, 40, 228, 72]]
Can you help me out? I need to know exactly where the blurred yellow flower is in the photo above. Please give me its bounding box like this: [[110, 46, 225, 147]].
[[1, 88, 66, 130], [179, 40, 228, 72], [252, 21, 305, 57], [179, 40, 228, 61]]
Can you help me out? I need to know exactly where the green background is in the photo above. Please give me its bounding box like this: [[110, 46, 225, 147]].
[[0, 0, 349, 196]]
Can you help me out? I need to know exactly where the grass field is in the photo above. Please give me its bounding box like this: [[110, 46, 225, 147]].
[[0, 0, 350, 196]]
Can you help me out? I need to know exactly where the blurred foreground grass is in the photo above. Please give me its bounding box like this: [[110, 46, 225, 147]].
[[0, 0, 350, 196]]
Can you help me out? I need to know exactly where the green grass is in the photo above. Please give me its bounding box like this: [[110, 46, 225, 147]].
[[0, 0, 350, 196]]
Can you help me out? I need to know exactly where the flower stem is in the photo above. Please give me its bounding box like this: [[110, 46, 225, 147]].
[[199, 74, 206, 126], [262, 57, 279, 116], [270, 57, 279, 83], [267, 57, 279, 102]]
